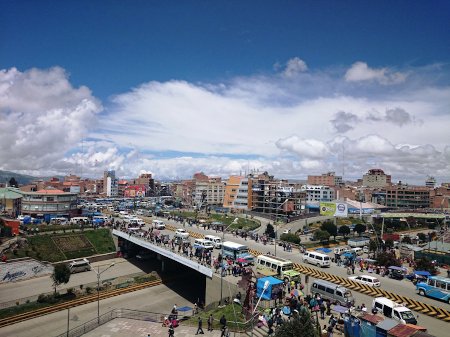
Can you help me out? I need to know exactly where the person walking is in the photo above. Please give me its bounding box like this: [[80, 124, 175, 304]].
[[196, 317, 204, 334], [220, 315, 227, 336], [168, 323, 175, 337], [207, 314, 214, 331]]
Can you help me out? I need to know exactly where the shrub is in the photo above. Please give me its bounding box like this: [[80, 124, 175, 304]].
[[66, 288, 74, 295], [280, 233, 301, 245], [37, 294, 49, 303], [86, 286, 93, 294]]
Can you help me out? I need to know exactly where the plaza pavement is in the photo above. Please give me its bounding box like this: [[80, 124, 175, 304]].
[[83, 318, 245, 337]]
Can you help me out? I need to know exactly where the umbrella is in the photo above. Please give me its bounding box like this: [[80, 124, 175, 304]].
[[333, 305, 349, 314], [237, 258, 247, 263], [291, 289, 304, 297]]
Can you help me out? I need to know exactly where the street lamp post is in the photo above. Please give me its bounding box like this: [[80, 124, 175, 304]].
[[220, 222, 234, 306], [90, 262, 115, 324]]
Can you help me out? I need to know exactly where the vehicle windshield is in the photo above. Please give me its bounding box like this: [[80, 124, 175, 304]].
[[401, 311, 415, 320], [282, 264, 293, 271]]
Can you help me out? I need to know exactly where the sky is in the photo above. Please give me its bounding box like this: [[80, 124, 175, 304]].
[[1, 1, 449, 185]]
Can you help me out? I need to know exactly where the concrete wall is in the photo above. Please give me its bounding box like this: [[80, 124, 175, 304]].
[[205, 274, 240, 307]]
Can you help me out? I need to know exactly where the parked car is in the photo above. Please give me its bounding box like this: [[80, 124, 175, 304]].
[[348, 275, 381, 287], [174, 228, 190, 239]]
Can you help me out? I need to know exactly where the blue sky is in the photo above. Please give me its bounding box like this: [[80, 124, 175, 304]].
[[1, 1, 449, 184]]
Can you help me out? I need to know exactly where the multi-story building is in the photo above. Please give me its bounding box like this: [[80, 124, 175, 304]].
[[425, 176, 436, 188], [193, 175, 225, 207], [0, 187, 22, 218], [431, 185, 450, 209], [302, 185, 335, 202], [223, 176, 244, 208], [233, 178, 250, 210], [20, 187, 78, 221], [362, 169, 391, 188], [248, 172, 305, 220], [124, 185, 146, 198], [103, 170, 118, 197], [307, 172, 342, 187], [384, 184, 430, 209], [131, 173, 155, 196]]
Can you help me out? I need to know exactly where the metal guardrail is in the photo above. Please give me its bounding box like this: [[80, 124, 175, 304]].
[[0, 271, 148, 310], [54, 308, 162, 337]]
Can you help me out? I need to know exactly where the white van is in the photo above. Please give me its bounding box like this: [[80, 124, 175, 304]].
[[193, 239, 214, 251], [372, 297, 417, 325], [68, 258, 91, 273], [152, 219, 165, 229], [333, 247, 349, 255], [303, 251, 331, 267], [311, 280, 354, 305], [350, 247, 363, 256], [70, 217, 90, 224], [204, 235, 222, 248]]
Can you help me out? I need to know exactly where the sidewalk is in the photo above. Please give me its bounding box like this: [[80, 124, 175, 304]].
[[83, 318, 246, 337]]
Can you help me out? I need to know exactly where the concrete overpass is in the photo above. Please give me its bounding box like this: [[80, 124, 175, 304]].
[[112, 229, 238, 306]]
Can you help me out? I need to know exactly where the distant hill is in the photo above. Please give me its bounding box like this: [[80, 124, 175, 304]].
[[0, 170, 38, 185]]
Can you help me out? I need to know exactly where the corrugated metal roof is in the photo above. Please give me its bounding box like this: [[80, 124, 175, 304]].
[[376, 318, 399, 331], [0, 188, 22, 199], [388, 324, 419, 337], [360, 313, 384, 324]]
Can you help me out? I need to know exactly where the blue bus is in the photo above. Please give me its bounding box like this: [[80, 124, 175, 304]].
[[416, 276, 450, 303]]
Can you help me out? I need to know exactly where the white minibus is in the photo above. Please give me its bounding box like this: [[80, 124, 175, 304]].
[[204, 235, 222, 248], [222, 241, 254, 265], [70, 217, 90, 224], [152, 219, 165, 229], [303, 251, 331, 267], [256, 254, 301, 282]]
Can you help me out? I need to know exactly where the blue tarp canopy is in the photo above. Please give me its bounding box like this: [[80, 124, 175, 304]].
[[414, 271, 431, 277], [342, 252, 355, 258], [256, 276, 283, 301], [177, 306, 192, 312], [316, 247, 332, 253]]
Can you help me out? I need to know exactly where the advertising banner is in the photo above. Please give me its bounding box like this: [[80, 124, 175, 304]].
[[320, 202, 348, 217], [320, 202, 336, 216], [334, 202, 348, 217]]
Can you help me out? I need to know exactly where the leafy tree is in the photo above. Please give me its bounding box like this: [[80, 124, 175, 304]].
[[354, 223, 367, 236], [338, 225, 350, 238], [417, 233, 427, 242], [414, 258, 438, 275], [280, 233, 301, 245], [376, 252, 401, 267], [274, 310, 317, 337], [369, 239, 378, 252], [384, 238, 394, 249], [265, 223, 276, 239], [314, 229, 330, 242], [321, 222, 337, 240], [401, 236, 412, 244], [8, 177, 18, 188], [51, 264, 71, 295]]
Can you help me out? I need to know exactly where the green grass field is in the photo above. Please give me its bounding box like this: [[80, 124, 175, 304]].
[[5, 228, 115, 262]]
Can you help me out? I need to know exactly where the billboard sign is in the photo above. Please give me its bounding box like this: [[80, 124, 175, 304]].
[[320, 202, 348, 217], [320, 202, 336, 216]]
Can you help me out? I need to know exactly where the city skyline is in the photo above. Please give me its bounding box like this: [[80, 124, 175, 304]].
[[1, 1, 449, 185]]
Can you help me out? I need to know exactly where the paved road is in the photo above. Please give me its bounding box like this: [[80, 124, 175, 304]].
[[0, 283, 196, 337], [0, 258, 144, 303], [148, 216, 450, 310]]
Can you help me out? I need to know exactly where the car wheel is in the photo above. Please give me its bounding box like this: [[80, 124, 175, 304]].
[[418, 289, 425, 296]]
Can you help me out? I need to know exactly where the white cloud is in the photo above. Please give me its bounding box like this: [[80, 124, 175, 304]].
[[345, 62, 407, 85], [1, 61, 449, 185], [0, 67, 102, 172], [282, 57, 308, 77]]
